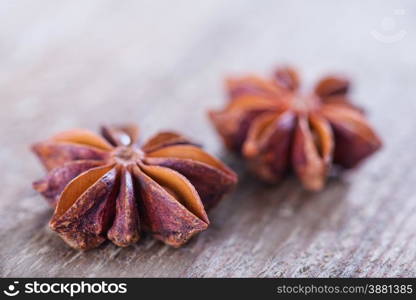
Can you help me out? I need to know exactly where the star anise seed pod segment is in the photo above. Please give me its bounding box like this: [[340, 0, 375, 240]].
[[209, 67, 382, 191], [32, 124, 237, 250]]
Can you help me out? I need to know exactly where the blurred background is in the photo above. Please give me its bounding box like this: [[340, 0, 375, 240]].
[[1, 0, 416, 277]]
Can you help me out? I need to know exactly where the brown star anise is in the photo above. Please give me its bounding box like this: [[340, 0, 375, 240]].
[[32, 124, 237, 250], [209, 67, 382, 190]]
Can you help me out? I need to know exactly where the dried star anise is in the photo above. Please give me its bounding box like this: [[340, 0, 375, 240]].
[[32, 124, 237, 250], [209, 67, 382, 190]]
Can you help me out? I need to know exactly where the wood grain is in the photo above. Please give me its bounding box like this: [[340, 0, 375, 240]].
[[1, 0, 416, 277]]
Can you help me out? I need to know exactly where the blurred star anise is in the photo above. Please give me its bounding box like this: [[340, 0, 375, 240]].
[[32, 124, 237, 250], [209, 67, 382, 190]]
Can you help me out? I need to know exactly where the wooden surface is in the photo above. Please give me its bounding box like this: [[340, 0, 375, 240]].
[[1, 0, 416, 277]]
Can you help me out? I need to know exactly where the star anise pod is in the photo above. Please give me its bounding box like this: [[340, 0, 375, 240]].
[[209, 67, 382, 191], [32, 124, 237, 250]]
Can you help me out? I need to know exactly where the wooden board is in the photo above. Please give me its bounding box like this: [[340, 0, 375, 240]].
[[1, 0, 416, 277]]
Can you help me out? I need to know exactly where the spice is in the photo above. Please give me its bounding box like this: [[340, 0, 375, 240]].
[[209, 67, 382, 191], [32, 124, 237, 250]]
